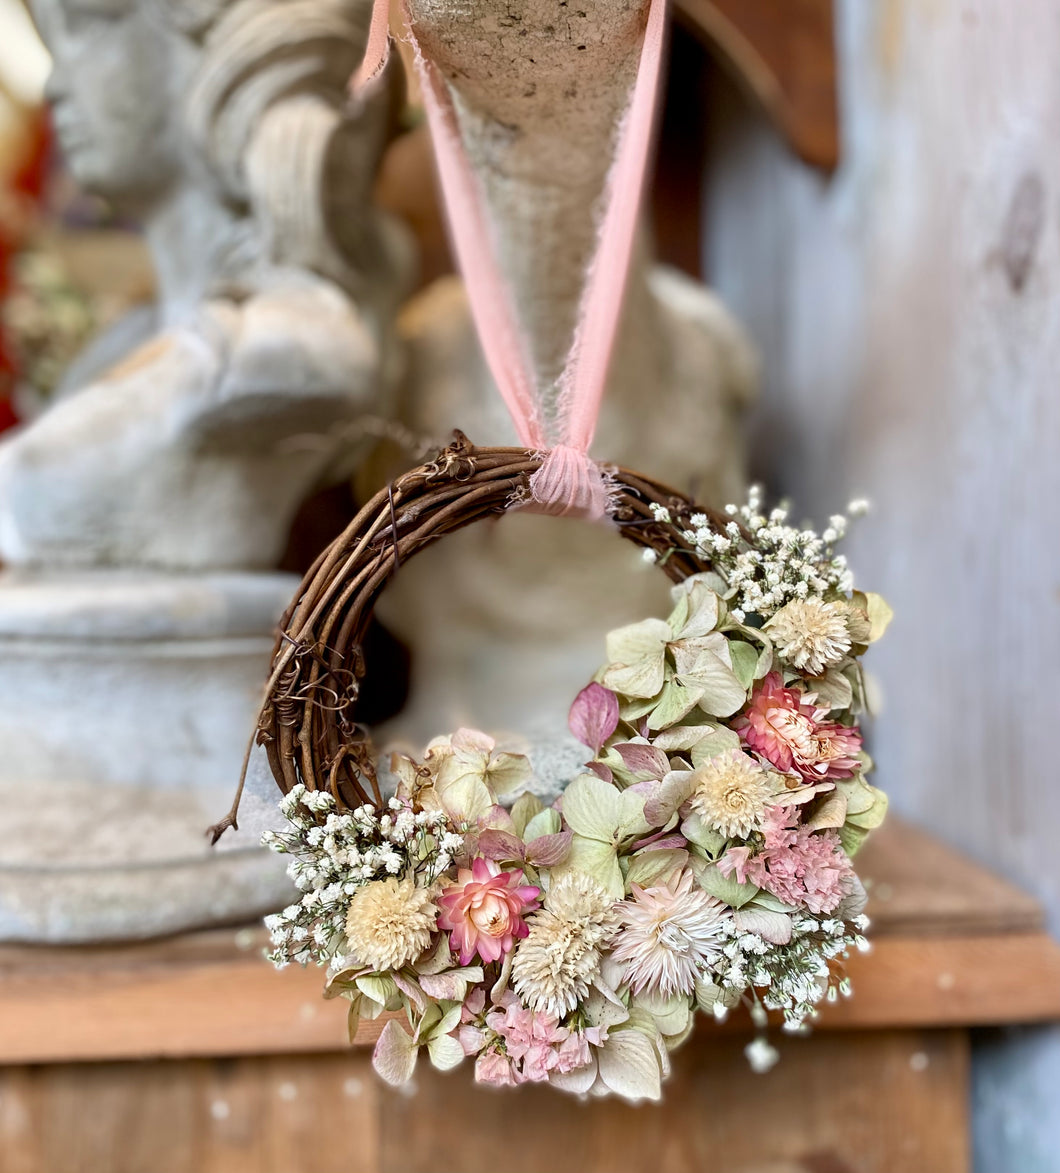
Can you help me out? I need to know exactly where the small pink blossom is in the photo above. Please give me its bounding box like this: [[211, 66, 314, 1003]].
[[437, 857, 540, 965], [476, 991, 594, 1085], [475, 1049, 518, 1086], [735, 673, 861, 781], [554, 1031, 593, 1074], [720, 805, 852, 915], [456, 988, 489, 1056]]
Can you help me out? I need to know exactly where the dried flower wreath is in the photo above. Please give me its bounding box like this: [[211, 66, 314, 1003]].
[[217, 0, 893, 1103], [222, 433, 890, 1101]]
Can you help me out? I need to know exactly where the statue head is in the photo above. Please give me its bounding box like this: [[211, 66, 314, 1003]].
[[33, 0, 400, 298]]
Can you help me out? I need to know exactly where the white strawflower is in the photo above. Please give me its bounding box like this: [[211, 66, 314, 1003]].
[[689, 751, 777, 839], [765, 598, 852, 676], [344, 875, 437, 971], [511, 872, 619, 1018], [612, 871, 730, 998]]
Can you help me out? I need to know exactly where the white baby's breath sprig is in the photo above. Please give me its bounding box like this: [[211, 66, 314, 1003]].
[[713, 915, 863, 1031], [684, 487, 869, 621], [262, 785, 457, 969]]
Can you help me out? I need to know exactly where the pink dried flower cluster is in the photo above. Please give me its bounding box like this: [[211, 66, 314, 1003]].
[[720, 804, 853, 914], [735, 673, 861, 782], [458, 989, 599, 1086], [437, 857, 540, 965]]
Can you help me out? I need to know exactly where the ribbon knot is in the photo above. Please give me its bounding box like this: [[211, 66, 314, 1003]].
[[527, 445, 613, 518]]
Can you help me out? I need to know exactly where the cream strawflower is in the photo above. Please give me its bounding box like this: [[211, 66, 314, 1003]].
[[612, 871, 730, 998], [689, 751, 778, 839], [511, 872, 619, 1018], [345, 875, 437, 971], [764, 598, 852, 676]]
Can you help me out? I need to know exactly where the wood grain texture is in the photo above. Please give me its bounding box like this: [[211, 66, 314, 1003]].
[[0, 1054, 380, 1173], [676, 0, 838, 169], [699, 1, 1060, 1165], [378, 1029, 969, 1173], [2, 820, 1058, 1065], [855, 819, 1043, 936], [0, 1032, 967, 1173]]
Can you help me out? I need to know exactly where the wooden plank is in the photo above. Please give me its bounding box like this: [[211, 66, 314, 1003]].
[[1, 819, 1058, 1063], [0, 1032, 967, 1173], [377, 1029, 969, 1173], [822, 933, 1060, 1031], [675, 0, 839, 170], [0, 815, 1040, 982], [0, 1054, 381, 1173], [3, 930, 1058, 1065], [855, 818, 1044, 936]]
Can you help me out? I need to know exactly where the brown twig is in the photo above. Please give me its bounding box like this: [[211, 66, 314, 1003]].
[[209, 433, 723, 838]]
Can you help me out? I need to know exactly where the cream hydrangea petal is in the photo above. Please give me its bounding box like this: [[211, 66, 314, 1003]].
[[427, 1032, 466, 1071], [668, 577, 722, 638], [435, 773, 494, 823], [864, 593, 893, 642], [617, 787, 651, 839], [559, 837, 624, 898], [561, 773, 626, 841], [596, 1029, 664, 1102], [636, 991, 693, 1037], [524, 807, 561, 840], [680, 649, 747, 718], [688, 727, 743, 767], [486, 751, 534, 795], [625, 848, 688, 888], [670, 629, 731, 675], [647, 679, 705, 729], [602, 618, 671, 697], [549, 1054, 598, 1094], [732, 906, 793, 944], [372, 1020, 418, 1086]]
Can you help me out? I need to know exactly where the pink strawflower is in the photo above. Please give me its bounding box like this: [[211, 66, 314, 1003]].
[[720, 804, 852, 915], [735, 673, 861, 781], [437, 857, 539, 965]]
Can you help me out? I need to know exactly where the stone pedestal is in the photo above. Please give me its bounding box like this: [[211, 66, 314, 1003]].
[[0, 571, 297, 943]]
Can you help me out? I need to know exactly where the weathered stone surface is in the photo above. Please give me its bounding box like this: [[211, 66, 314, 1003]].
[[0, 572, 297, 943], [0, 0, 408, 941]]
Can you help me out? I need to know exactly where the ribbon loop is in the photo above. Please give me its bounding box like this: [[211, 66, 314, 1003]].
[[357, 0, 668, 519]]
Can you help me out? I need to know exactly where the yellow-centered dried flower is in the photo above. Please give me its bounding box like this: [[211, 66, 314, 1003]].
[[765, 598, 852, 676], [345, 875, 437, 971], [689, 752, 777, 840]]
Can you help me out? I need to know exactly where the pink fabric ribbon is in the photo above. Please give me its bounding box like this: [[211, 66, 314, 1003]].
[[356, 0, 668, 519]]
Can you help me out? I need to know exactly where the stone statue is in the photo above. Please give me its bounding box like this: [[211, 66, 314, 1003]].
[[0, 0, 410, 568], [377, 0, 757, 759], [0, 0, 412, 941]]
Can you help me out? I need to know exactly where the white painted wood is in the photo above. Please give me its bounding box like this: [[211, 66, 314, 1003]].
[[700, 2, 1060, 1168]]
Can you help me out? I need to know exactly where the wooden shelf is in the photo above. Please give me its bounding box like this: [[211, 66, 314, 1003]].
[[2, 818, 1058, 1066], [675, 0, 839, 170]]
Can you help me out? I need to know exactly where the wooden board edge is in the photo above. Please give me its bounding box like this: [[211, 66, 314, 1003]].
[[3, 933, 1060, 1066]]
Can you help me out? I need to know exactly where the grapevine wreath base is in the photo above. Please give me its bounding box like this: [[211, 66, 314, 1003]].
[[225, 432, 890, 1101]]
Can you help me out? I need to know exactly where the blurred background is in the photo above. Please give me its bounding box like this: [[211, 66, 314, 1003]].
[[0, 1, 1058, 1171]]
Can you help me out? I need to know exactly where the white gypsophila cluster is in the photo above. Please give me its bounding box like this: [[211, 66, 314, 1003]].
[[714, 913, 870, 1031], [262, 785, 461, 968], [682, 487, 869, 623]]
